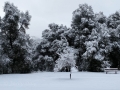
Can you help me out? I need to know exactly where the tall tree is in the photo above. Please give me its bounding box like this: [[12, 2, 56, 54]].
[[71, 4, 95, 71], [0, 2, 31, 73]]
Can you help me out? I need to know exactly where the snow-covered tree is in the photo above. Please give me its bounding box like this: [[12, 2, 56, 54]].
[[54, 47, 76, 71], [54, 47, 76, 79], [33, 23, 69, 71], [0, 2, 32, 73], [82, 22, 111, 71], [71, 4, 95, 71]]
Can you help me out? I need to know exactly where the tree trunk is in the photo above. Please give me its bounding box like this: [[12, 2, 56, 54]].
[[70, 67, 71, 79]]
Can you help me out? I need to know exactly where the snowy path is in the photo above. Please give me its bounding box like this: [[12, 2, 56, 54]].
[[0, 72, 120, 90]]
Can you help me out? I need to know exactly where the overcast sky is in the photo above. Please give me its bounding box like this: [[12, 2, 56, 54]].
[[0, 0, 120, 38]]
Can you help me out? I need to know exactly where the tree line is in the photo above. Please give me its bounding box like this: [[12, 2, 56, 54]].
[[0, 2, 120, 74]]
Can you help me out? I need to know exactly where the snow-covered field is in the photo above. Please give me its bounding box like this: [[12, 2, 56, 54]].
[[0, 71, 120, 90]]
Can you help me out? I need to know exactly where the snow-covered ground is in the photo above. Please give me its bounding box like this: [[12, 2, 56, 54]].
[[0, 71, 120, 90]]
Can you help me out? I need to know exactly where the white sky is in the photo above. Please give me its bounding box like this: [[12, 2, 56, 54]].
[[0, 0, 120, 38]]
